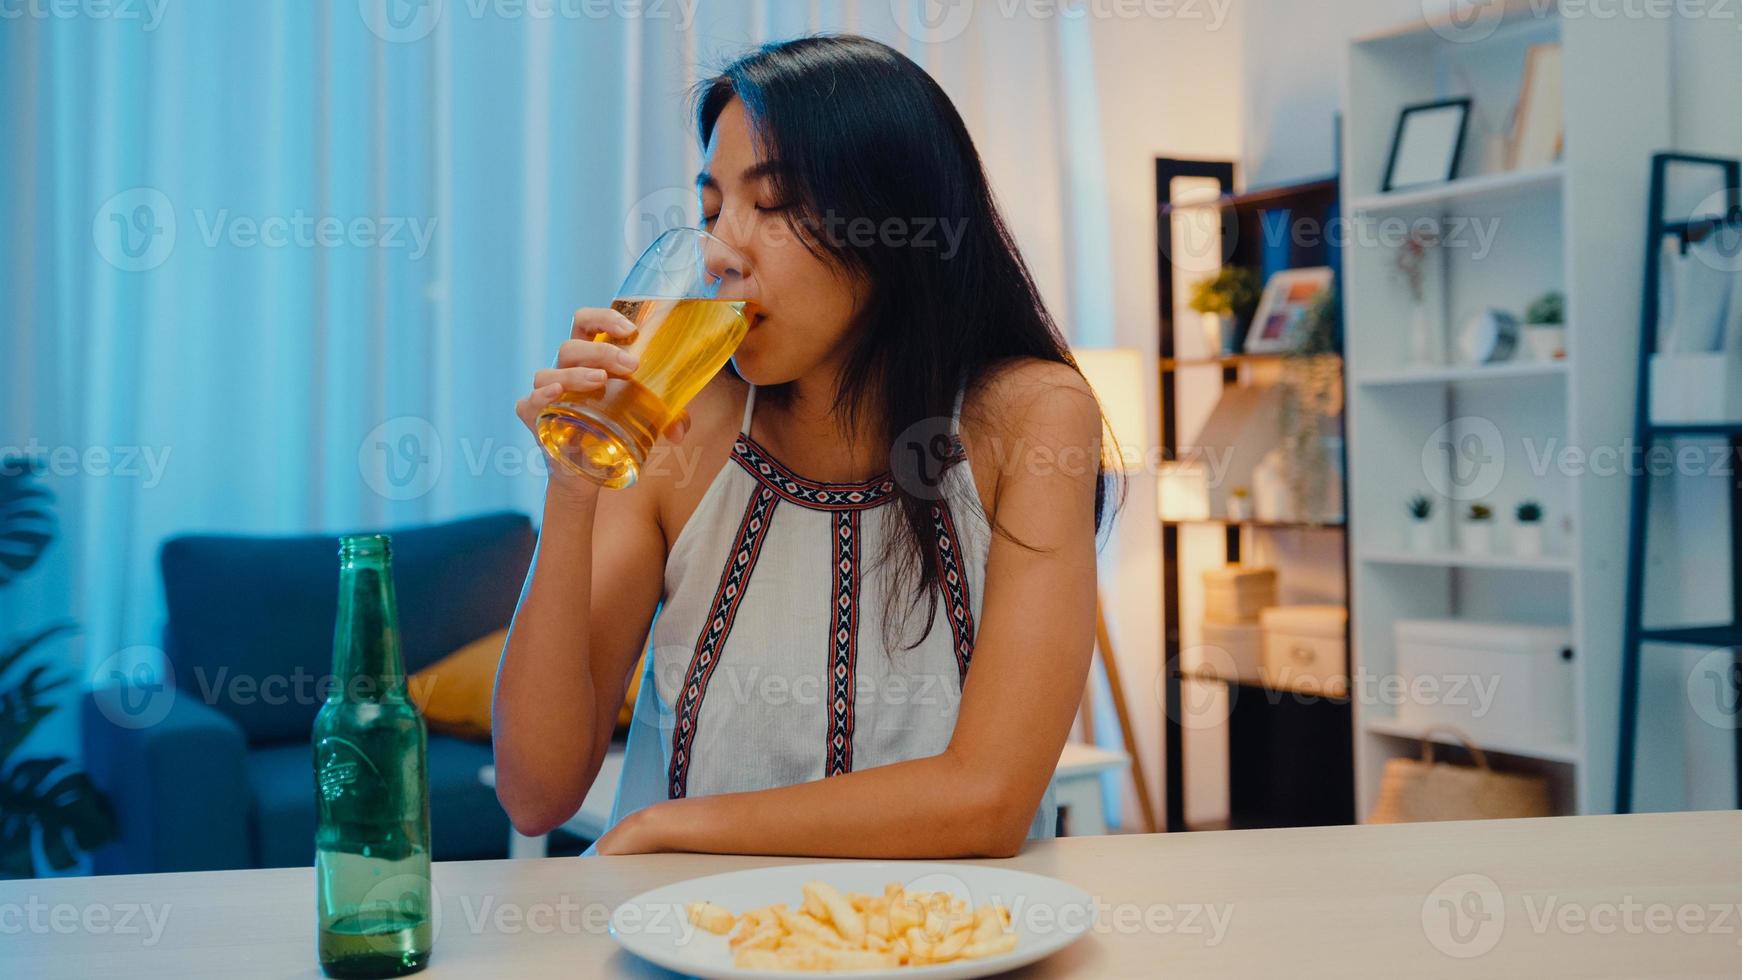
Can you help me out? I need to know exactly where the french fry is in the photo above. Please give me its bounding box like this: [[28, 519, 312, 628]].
[[801, 888, 830, 921], [933, 923, 973, 962], [686, 901, 735, 935], [963, 933, 1019, 958], [803, 880, 866, 945], [719, 879, 1017, 972]]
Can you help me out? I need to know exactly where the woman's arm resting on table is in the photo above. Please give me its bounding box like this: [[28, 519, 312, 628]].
[[596, 362, 1102, 858]]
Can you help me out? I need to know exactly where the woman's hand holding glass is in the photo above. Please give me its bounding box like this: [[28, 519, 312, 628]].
[[516, 307, 690, 494]]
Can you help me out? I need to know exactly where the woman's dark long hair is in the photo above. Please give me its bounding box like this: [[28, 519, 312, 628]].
[[695, 34, 1118, 648]]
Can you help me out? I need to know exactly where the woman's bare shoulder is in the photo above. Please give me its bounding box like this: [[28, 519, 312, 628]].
[[962, 357, 1099, 444], [957, 357, 1102, 516]]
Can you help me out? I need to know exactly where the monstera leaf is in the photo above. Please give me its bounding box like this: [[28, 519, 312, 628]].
[[0, 624, 76, 766], [0, 757, 115, 877], [0, 456, 56, 587], [0, 457, 114, 876]]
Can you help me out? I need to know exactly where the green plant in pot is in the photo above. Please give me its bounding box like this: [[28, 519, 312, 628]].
[[1278, 284, 1343, 522], [1188, 266, 1260, 355], [1462, 502, 1495, 555], [1522, 291, 1566, 361], [0, 455, 116, 878], [1515, 500, 1546, 559], [1406, 493, 1436, 552]]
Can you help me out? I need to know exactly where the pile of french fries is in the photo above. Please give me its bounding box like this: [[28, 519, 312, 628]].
[[687, 879, 1018, 971]]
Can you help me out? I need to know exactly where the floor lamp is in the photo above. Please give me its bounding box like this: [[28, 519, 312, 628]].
[[1073, 348, 1160, 835]]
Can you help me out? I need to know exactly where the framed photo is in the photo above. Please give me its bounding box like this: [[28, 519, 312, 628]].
[[1382, 98, 1471, 193], [1244, 267, 1334, 354]]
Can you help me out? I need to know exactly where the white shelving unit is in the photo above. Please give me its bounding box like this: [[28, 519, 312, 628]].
[[1341, 3, 1671, 818]]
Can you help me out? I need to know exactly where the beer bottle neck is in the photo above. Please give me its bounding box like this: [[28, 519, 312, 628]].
[[332, 542, 406, 701]]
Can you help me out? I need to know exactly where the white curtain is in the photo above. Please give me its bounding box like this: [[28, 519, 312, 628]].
[[1, 0, 1116, 758]]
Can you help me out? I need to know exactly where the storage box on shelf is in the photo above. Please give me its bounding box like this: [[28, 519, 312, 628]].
[[1203, 565, 1277, 624], [1262, 605, 1349, 698], [1393, 619, 1574, 749], [1196, 621, 1264, 685], [1341, 4, 1669, 817]]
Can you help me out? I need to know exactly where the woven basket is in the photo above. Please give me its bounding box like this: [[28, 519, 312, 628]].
[[1368, 726, 1552, 823]]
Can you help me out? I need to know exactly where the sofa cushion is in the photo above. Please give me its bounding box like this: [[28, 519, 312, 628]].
[[160, 512, 533, 746], [247, 734, 509, 868]]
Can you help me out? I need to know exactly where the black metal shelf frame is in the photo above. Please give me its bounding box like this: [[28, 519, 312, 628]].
[[1615, 151, 1742, 813], [1155, 158, 1354, 832]]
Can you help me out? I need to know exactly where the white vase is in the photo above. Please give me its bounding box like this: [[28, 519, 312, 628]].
[[1200, 311, 1222, 356], [1408, 520, 1438, 553], [1462, 522, 1493, 554], [1523, 325, 1566, 361], [1226, 496, 1249, 520], [1410, 304, 1442, 366], [1515, 524, 1544, 559]]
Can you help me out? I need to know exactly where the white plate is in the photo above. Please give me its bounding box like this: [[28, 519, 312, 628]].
[[608, 861, 1094, 979]]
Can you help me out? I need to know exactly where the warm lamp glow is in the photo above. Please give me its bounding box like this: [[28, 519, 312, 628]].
[[1073, 348, 1150, 471]]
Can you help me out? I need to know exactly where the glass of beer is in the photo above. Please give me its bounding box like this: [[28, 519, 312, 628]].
[[536, 227, 757, 488]]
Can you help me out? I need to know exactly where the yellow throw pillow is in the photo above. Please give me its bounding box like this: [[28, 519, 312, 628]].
[[408, 629, 505, 741], [406, 629, 645, 740]]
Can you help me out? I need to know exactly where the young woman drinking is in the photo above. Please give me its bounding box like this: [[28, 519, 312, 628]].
[[493, 34, 1115, 859]]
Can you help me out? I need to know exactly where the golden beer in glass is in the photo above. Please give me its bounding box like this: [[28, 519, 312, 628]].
[[536, 228, 756, 488]]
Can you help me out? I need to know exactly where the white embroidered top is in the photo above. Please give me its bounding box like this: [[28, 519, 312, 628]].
[[588, 384, 1058, 849]]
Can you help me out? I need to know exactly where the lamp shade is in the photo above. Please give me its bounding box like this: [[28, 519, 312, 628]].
[[1073, 348, 1149, 471]]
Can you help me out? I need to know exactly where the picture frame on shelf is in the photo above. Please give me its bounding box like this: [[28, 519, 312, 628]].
[[1381, 97, 1471, 193], [1244, 266, 1335, 354]]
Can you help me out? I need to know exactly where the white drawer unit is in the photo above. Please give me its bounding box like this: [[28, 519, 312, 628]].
[[1393, 619, 1574, 749], [1261, 605, 1348, 696]]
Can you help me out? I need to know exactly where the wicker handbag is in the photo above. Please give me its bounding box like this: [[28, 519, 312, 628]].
[[1368, 726, 1552, 823]]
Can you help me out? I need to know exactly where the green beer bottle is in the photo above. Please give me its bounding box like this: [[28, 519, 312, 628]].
[[313, 534, 433, 977]]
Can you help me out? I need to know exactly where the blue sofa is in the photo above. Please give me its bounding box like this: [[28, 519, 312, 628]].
[[82, 512, 534, 873]]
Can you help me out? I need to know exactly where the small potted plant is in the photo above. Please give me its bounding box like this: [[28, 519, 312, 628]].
[[1227, 486, 1251, 521], [1515, 500, 1545, 558], [1188, 266, 1261, 355], [1407, 494, 1436, 552], [1463, 502, 1494, 554], [1523, 291, 1566, 361]]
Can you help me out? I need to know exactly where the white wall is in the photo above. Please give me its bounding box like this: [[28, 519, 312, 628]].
[[1080, 7, 1248, 830], [1242, 0, 1742, 812]]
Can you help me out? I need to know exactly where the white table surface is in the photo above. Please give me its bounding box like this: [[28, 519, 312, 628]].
[[7, 810, 1739, 977]]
